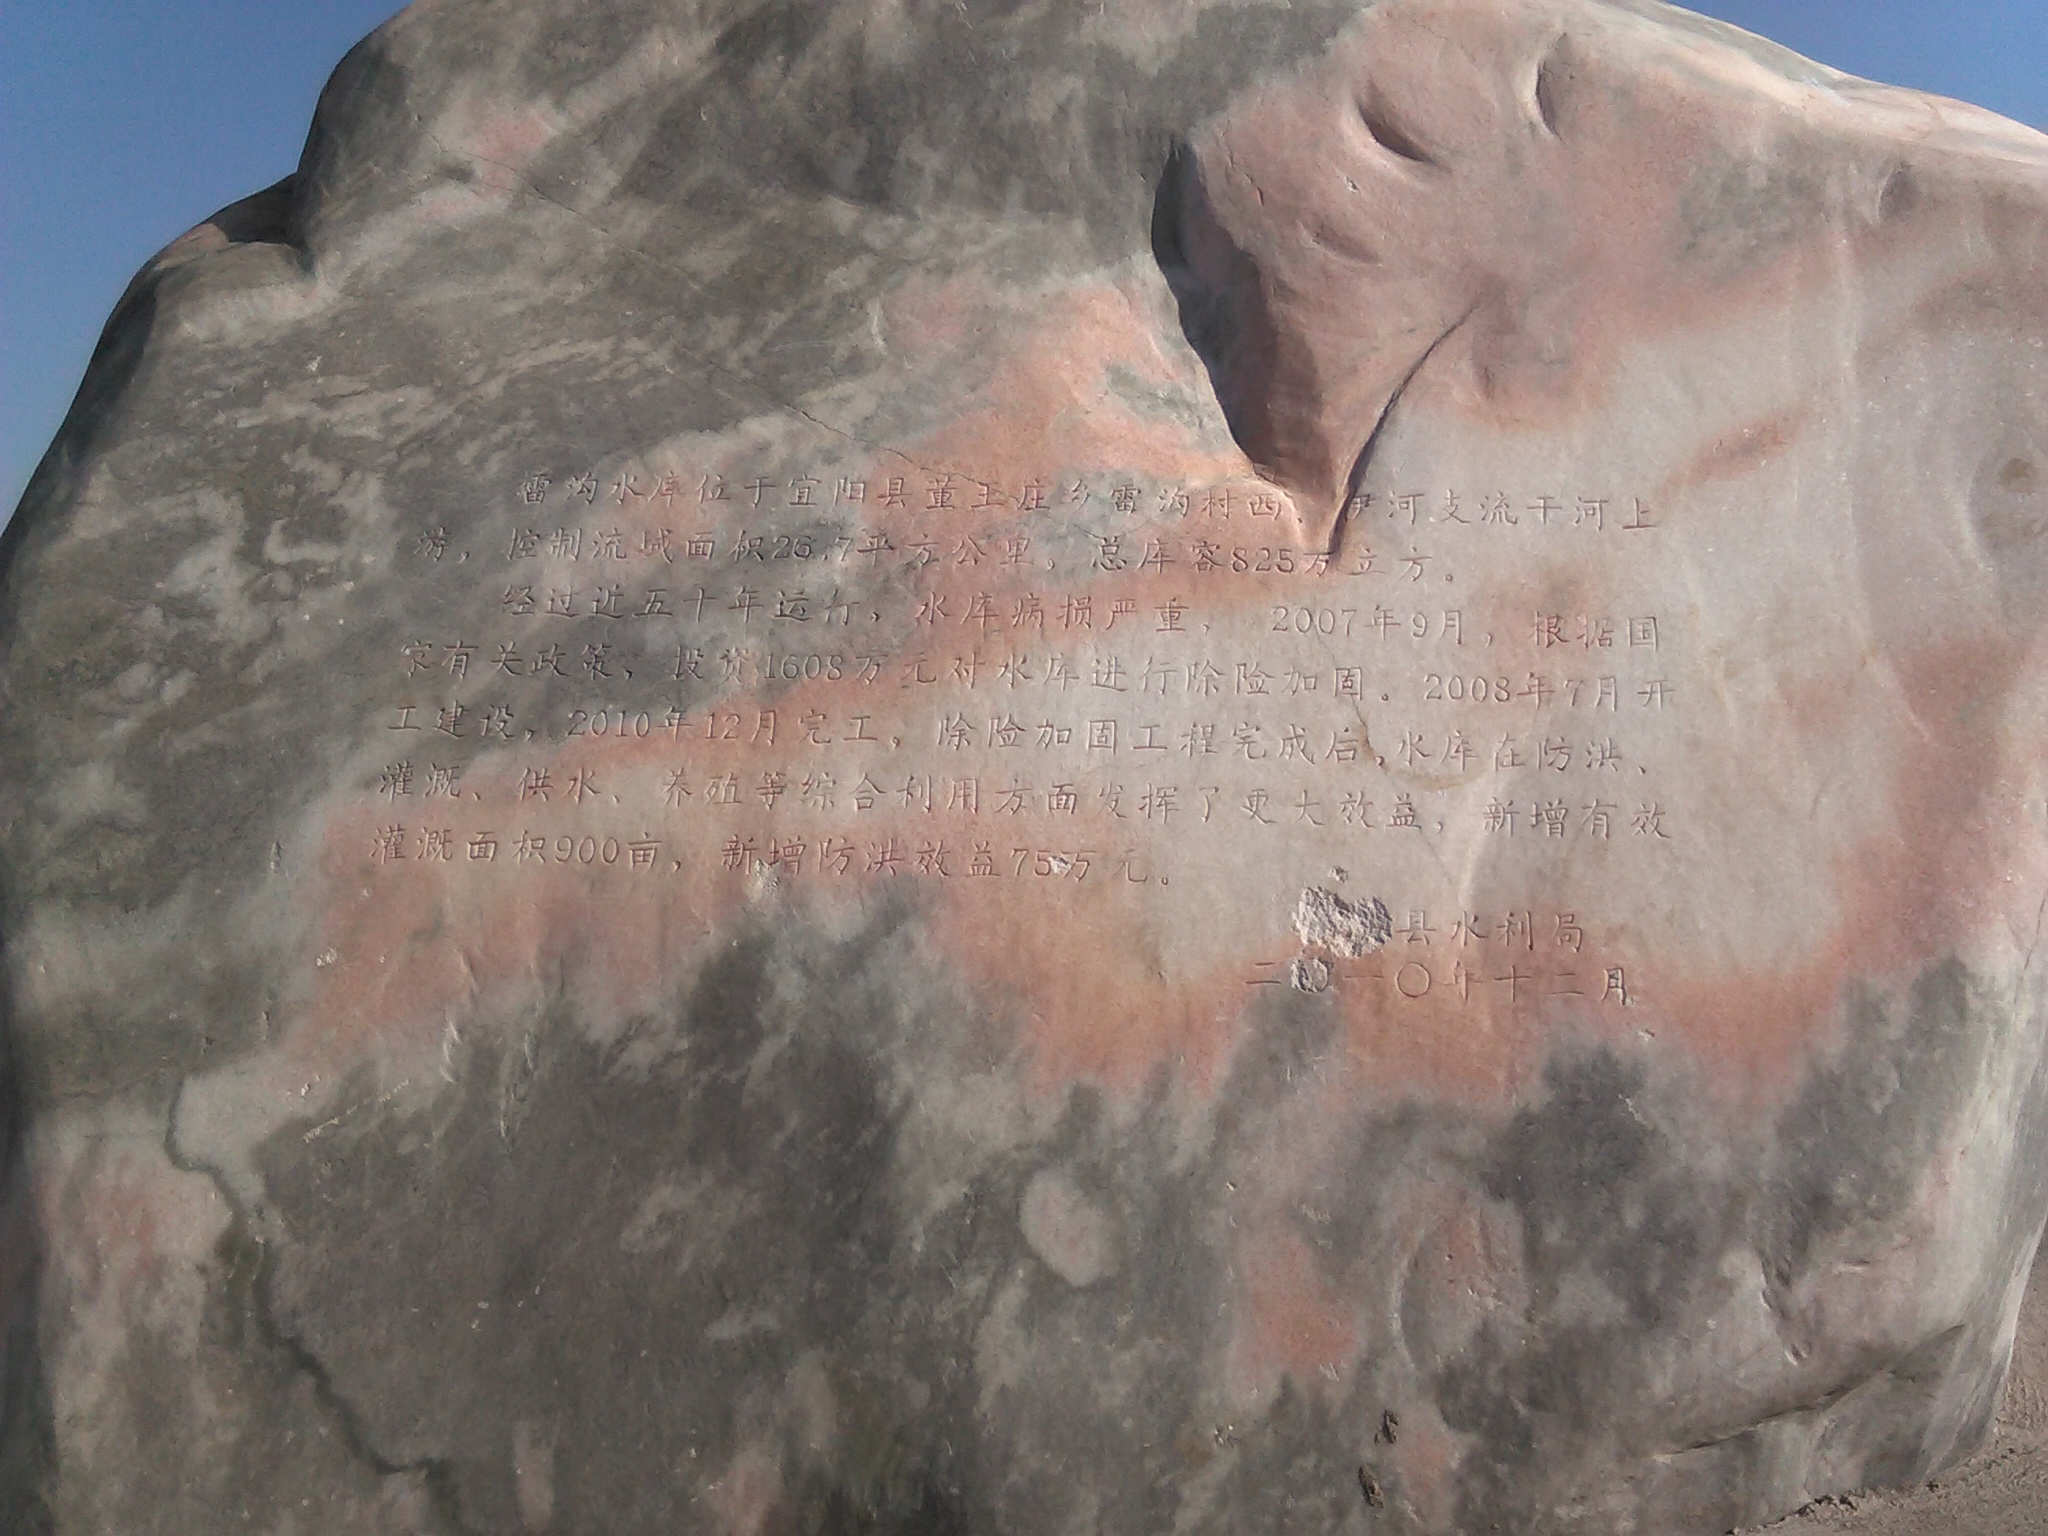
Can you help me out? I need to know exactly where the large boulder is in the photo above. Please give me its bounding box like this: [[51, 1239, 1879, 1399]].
[[5, 1, 2048, 1531]]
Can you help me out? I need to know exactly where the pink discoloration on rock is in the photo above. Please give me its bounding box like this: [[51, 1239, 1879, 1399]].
[[467, 107, 562, 176], [710, 1438, 785, 1536], [901, 275, 1261, 496], [1179, 0, 2048, 532], [1231, 1224, 1359, 1399], [1404, 1190, 1529, 1364], [1383, 1400, 1463, 1529], [31, 1114, 229, 1440]]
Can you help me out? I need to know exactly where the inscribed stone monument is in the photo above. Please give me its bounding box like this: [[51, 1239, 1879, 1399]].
[[5, 1, 2048, 1532]]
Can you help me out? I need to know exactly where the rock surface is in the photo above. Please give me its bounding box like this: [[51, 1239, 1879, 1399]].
[[5, 1, 2048, 1532], [1740, 1241, 2048, 1535]]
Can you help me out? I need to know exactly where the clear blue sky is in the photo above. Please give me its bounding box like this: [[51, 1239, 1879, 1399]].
[[4, 2, 2045, 518]]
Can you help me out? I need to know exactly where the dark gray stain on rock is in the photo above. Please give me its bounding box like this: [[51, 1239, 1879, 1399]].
[[0, 993, 53, 1536]]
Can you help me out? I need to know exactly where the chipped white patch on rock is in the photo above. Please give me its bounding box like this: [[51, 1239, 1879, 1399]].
[[1020, 1169, 1117, 1288], [1293, 887, 1392, 956]]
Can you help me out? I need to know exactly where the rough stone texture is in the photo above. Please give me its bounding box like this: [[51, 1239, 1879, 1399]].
[[1740, 1242, 2048, 1534], [4, 2, 2048, 1532]]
